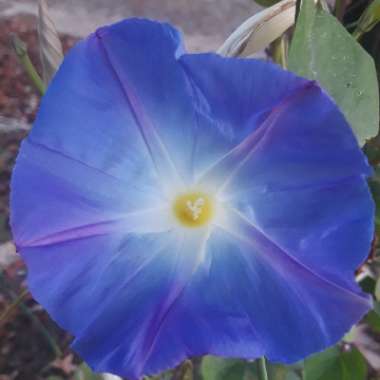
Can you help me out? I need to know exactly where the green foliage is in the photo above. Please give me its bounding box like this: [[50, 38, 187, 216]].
[[200, 356, 302, 380], [365, 308, 380, 333], [285, 372, 302, 380], [304, 347, 367, 380], [289, 0, 379, 146], [368, 166, 380, 232], [201, 356, 248, 380], [376, 278, 380, 301], [74, 363, 103, 380], [353, 0, 380, 40], [254, 0, 282, 6], [266, 363, 302, 380]]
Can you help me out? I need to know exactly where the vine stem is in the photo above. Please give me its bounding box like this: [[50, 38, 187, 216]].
[[10, 34, 45, 95], [272, 35, 288, 69], [257, 357, 269, 380], [0, 275, 62, 358], [0, 287, 28, 323], [295, 0, 302, 22]]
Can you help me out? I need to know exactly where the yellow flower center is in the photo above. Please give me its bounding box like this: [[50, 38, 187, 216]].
[[173, 191, 214, 228]]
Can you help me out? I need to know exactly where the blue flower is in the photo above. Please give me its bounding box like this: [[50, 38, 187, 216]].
[[10, 18, 374, 380]]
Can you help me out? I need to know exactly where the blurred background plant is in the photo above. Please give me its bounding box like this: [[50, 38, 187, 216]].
[[1, 0, 380, 379]]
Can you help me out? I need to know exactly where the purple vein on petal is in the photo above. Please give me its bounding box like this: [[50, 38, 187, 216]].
[[215, 207, 371, 306], [197, 83, 315, 194], [71, 228, 210, 376], [16, 208, 173, 249], [135, 228, 210, 375], [95, 30, 184, 196], [25, 138, 144, 188]]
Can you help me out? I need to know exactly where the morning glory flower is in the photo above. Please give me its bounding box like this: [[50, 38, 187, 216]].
[[10, 18, 374, 380]]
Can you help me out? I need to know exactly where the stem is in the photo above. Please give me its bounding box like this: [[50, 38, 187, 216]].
[[0, 274, 62, 357], [0, 288, 28, 323], [257, 357, 269, 380], [18, 301, 62, 357], [10, 34, 45, 95], [172, 360, 193, 380], [272, 35, 288, 69], [295, 0, 302, 22], [352, 27, 364, 41], [191, 357, 202, 380]]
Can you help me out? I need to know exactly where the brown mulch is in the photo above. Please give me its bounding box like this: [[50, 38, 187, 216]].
[[0, 14, 81, 380], [0, 14, 78, 243]]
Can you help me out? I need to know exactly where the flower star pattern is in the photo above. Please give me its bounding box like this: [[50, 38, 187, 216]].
[[11, 19, 374, 380]]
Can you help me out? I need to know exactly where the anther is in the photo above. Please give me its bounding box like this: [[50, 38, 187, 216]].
[[173, 192, 214, 227]]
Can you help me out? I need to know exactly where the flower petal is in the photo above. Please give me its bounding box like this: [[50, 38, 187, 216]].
[[221, 83, 371, 194], [10, 18, 375, 380], [28, 20, 311, 190], [121, 210, 371, 374], [94, 20, 277, 184], [11, 139, 167, 247], [215, 82, 374, 280], [29, 25, 162, 188], [209, 209, 371, 362], [89, 18, 212, 187], [178, 55, 370, 190], [179, 53, 308, 134], [178, 54, 308, 184], [94, 19, 187, 190], [228, 177, 373, 280], [22, 228, 210, 379]]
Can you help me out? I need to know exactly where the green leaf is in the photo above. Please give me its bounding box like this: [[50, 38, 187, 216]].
[[353, 0, 380, 40], [305, 348, 341, 380], [365, 308, 380, 333], [289, 0, 379, 145], [366, 300, 380, 331], [201, 356, 248, 380], [285, 372, 302, 380], [368, 170, 380, 229], [201, 357, 301, 380], [343, 325, 357, 343], [254, 0, 282, 6], [376, 278, 380, 300], [268, 364, 288, 380], [304, 347, 367, 380], [74, 363, 103, 380], [374, 300, 380, 315], [341, 349, 368, 380], [359, 274, 376, 294]]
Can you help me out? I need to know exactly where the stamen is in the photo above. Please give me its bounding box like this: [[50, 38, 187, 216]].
[[173, 192, 214, 227], [186, 198, 205, 220]]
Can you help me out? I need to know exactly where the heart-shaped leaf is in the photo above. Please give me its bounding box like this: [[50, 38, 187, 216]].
[[289, 0, 379, 145]]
